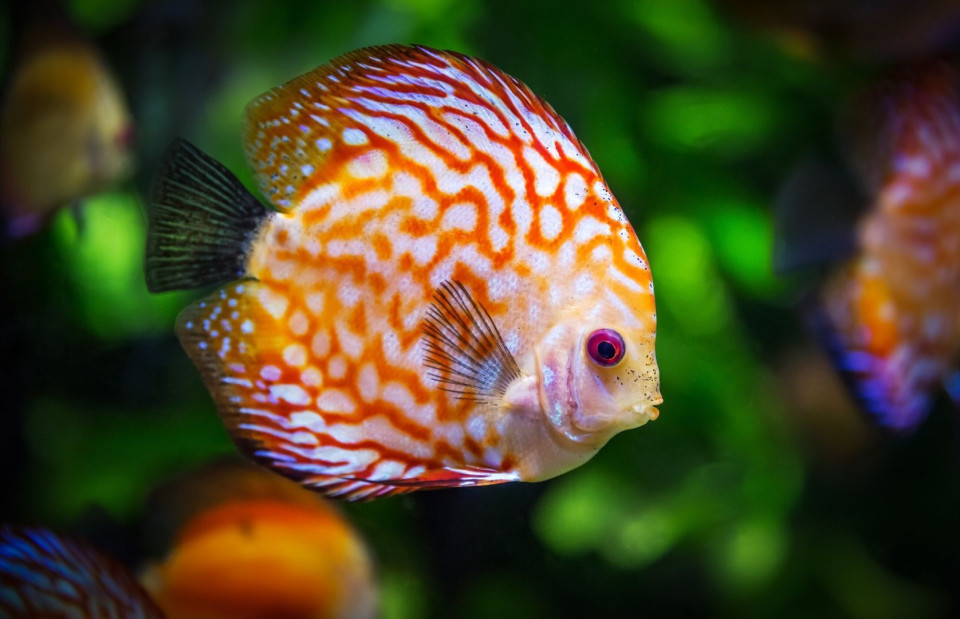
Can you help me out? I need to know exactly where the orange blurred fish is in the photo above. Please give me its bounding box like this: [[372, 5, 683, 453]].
[[0, 0, 134, 237], [776, 61, 960, 430], [139, 460, 377, 619], [145, 44, 661, 500], [0, 524, 163, 617]]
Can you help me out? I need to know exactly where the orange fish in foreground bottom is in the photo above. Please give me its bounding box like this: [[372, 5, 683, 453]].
[[140, 461, 377, 619], [776, 61, 960, 430], [146, 44, 662, 500]]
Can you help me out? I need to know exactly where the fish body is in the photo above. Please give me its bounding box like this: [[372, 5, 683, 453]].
[[778, 62, 960, 429], [0, 1, 134, 236], [146, 45, 661, 500], [140, 461, 377, 619], [0, 524, 162, 618]]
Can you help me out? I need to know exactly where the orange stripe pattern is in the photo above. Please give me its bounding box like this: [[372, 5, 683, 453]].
[[179, 45, 659, 499]]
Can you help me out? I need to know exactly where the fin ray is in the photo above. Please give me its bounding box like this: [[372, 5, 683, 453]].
[[421, 280, 522, 403], [291, 466, 519, 501], [145, 138, 270, 292]]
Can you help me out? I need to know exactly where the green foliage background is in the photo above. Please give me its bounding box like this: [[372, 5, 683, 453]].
[[2, 0, 959, 617]]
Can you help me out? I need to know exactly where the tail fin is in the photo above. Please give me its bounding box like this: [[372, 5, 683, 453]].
[[145, 138, 269, 292]]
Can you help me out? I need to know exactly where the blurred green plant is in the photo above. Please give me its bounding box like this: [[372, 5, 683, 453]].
[[642, 87, 781, 158], [380, 567, 430, 619], [50, 193, 186, 340], [23, 398, 233, 522], [66, 0, 140, 31], [621, 0, 734, 75]]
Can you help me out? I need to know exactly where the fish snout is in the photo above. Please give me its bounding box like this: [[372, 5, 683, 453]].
[[631, 400, 661, 424]]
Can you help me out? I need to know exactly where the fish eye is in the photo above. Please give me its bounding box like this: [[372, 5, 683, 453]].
[[586, 329, 625, 367]]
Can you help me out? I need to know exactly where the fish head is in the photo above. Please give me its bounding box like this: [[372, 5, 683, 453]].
[[532, 308, 661, 447]]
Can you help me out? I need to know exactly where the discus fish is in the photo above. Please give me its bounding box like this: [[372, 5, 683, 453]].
[[145, 44, 661, 500], [0, 0, 134, 237], [140, 460, 377, 619], [0, 524, 162, 617], [775, 61, 960, 430]]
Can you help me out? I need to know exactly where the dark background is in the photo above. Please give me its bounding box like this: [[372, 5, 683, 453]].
[[2, 0, 959, 617]]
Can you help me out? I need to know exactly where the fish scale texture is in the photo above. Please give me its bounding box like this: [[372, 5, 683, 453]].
[[178, 45, 657, 499]]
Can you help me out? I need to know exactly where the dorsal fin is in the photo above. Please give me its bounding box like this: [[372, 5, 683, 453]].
[[841, 61, 960, 193], [241, 44, 590, 212]]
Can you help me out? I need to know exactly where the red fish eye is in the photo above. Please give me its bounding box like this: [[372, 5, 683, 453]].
[[586, 329, 625, 367]]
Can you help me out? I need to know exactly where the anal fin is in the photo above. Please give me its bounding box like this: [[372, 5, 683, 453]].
[[175, 280, 288, 436], [292, 466, 520, 501], [805, 295, 932, 431]]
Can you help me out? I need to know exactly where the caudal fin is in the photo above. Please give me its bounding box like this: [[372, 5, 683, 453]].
[[145, 138, 269, 292]]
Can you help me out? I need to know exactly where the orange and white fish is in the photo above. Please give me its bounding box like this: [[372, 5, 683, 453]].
[[0, 524, 162, 617], [0, 0, 135, 237], [776, 61, 960, 430], [139, 460, 377, 619], [145, 44, 661, 500]]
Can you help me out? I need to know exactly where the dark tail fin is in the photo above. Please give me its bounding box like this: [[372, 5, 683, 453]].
[[145, 138, 269, 292]]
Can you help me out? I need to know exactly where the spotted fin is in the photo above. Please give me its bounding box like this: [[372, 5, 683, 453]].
[[241, 43, 584, 212], [0, 525, 163, 617], [145, 138, 270, 293]]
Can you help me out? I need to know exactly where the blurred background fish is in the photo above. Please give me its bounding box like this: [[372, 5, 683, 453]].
[[712, 0, 960, 62], [139, 459, 378, 619], [775, 61, 960, 430], [0, 523, 162, 617], [0, 0, 134, 237]]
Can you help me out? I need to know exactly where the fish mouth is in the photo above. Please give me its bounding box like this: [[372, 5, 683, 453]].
[[632, 402, 660, 423]]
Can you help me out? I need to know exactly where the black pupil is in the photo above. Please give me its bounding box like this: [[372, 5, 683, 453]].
[[597, 340, 617, 360]]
